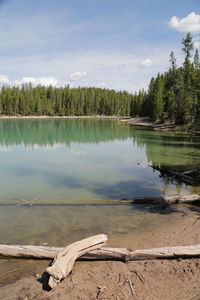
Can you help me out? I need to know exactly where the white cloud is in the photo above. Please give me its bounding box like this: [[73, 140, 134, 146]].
[[96, 81, 108, 88], [13, 80, 22, 86], [169, 12, 200, 33], [0, 47, 176, 92], [140, 59, 152, 67], [21, 76, 58, 86], [0, 75, 9, 84], [69, 71, 87, 81]]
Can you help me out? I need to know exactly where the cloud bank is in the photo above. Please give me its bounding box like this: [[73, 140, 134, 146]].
[[0, 75, 9, 84]]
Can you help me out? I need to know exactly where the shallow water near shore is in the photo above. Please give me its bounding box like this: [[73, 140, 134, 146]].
[[0, 118, 200, 285]]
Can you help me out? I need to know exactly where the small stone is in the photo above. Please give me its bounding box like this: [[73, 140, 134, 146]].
[[35, 273, 40, 279], [177, 258, 182, 262]]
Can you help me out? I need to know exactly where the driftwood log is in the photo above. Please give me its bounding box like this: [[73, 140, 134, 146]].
[[111, 194, 200, 205], [1, 194, 199, 208], [46, 234, 107, 289], [1, 243, 200, 261], [1, 239, 200, 289]]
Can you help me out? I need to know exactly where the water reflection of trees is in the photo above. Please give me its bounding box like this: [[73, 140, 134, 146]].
[[0, 120, 200, 171], [0, 119, 133, 148], [130, 127, 200, 189], [134, 129, 200, 167]]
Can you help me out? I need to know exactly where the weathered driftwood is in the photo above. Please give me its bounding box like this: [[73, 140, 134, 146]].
[[112, 194, 200, 205], [46, 234, 108, 289], [0, 244, 63, 259], [188, 130, 200, 136], [1, 244, 200, 261]]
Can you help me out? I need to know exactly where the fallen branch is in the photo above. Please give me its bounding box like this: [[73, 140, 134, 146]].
[[46, 234, 108, 289], [1, 243, 200, 261], [149, 165, 194, 185], [11, 197, 40, 208], [149, 165, 200, 185], [127, 277, 135, 296]]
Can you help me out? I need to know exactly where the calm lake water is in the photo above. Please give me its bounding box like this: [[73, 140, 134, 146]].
[[0, 118, 200, 284], [0, 118, 200, 241]]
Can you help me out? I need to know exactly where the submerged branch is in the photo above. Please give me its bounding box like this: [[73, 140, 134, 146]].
[[149, 164, 200, 186]]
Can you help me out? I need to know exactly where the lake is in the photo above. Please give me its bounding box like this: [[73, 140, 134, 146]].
[[0, 118, 200, 284]]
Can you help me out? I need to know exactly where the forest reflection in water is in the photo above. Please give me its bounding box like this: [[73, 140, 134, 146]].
[[0, 117, 199, 167]]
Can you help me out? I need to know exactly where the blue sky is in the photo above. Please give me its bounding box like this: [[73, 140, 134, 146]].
[[0, 0, 199, 91]]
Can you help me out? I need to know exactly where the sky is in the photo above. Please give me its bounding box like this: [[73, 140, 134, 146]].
[[0, 0, 199, 92]]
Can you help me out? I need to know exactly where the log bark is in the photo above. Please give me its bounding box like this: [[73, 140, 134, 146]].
[[1, 243, 200, 261], [46, 234, 107, 289]]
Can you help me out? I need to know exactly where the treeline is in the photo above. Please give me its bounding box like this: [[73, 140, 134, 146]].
[[0, 33, 199, 126], [141, 33, 200, 125], [0, 85, 133, 116]]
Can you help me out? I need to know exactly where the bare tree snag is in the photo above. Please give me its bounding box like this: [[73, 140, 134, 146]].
[[46, 234, 107, 289]]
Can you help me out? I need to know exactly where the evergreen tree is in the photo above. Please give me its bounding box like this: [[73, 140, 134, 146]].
[[182, 32, 194, 69], [194, 49, 200, 70], [169, 51, 177, 71]]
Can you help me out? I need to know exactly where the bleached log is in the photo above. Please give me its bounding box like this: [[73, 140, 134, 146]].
[[1, 244, 200, 262], [0, 244, 62, 259], [46, 234, 107, 289], [0, 244, 129, 261], [129, 244, 200, 259]]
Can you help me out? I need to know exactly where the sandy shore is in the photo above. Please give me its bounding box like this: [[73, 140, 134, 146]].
[[121, 117, 153, 127], [0, 205, 200, 299], [0, 115, 120, 119]]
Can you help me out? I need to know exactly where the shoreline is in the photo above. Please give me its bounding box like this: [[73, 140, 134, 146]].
[[0, 205, 200, 299], [1, 115, 199, 135], [122, 117, 200, 135], [0, 115, 121, 119]]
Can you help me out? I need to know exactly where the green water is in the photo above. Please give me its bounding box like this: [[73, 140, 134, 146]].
[[0, 118, 200, 285]]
